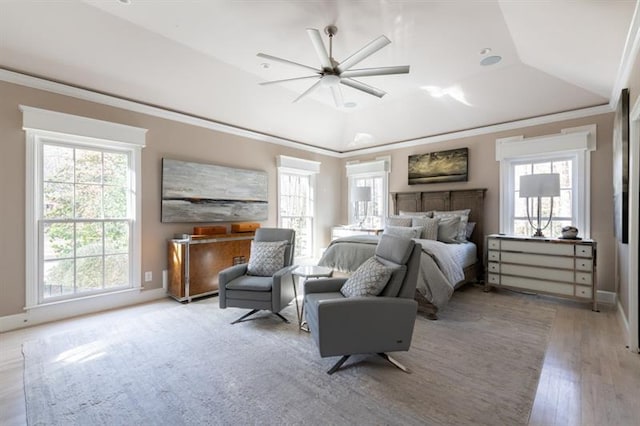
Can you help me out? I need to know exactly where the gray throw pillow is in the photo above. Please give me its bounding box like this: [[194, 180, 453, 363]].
[[437, 216, 461, 243], [399, 210, 434, 218], [383, 225, 423, 239], [434, 210, 470, 242], [411, 217, 440, 240], [340, 256, 392, 297], [385, 216, 413, 227], [247, 240, 287, 276]]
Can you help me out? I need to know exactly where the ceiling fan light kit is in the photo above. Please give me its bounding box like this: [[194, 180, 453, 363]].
[[257, 25, 410, 107]]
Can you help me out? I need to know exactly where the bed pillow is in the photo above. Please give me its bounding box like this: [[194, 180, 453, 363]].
[[466, 222, 476, 239], [434, 209, 471, 242], [246, 240, 287, 276], [399, 210, 434, 218], [385, 216, 413, 227], [383, 225, 423, 239], [411, 217, 440, 240], [340, 256, 392, 297], [437, 216, 461, 243]]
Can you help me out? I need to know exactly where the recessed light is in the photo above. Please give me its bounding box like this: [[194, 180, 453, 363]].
[[260, 62, 270, 69], [118, 0, 132, 4], [479, 48, 492, 56], [480, 55, 502, 66], [344, 102, 357, 108]]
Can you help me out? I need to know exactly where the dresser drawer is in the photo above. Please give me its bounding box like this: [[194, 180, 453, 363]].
[[576, 272, 592, 285], [575, 286, 592, 299], [487, 262, 500, 273], [501, 240, 574, 256], [487, 273, 500, 284], [488, 238, 500, 250], [501, 264, 574, 283], [575, 258, 593, 271], [575, 245, 593, 257], [500, 276, 574, 296], [487, 250, 500, 261], [501, 252, 574, 269]]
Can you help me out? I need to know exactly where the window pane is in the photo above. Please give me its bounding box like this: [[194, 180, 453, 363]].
[[104, 186, 127, 218], [43, 182, 74, 219], [105, 222, 129, 255], [105, 254, 129, 288], [76, 222, 103, 256], [279, 172, 313, 259], [75, 184, 102, 218], [76, 256, 103, 293], [556, 190, 572, 217], [76, 149, 102, 184], [43, 145, 73, 183], [103, 152, 128, 186], [43, 223, 74, 260], [43, 259, 74, 299], [532, 162, 551, 174]]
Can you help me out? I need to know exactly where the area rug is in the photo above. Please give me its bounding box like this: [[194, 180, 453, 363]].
[[23, 285, 556, 425]]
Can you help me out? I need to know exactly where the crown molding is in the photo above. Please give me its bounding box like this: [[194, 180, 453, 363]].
[[0, 68, 615, 159]]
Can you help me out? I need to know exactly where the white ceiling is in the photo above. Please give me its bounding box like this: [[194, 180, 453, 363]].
[[0, 0, 637, 153]]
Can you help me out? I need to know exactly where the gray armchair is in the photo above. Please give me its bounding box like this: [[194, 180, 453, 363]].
[[219, 228, 296, 324], [303, 234, 421, 374]]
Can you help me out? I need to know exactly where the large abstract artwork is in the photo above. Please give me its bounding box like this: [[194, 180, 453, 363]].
[[162, 159, 268, 223], [408, 148, 468, 185], [613, 88, 629, 244]]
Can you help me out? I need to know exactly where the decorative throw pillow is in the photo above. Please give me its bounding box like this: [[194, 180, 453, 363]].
[[247, 240, 287, 276], [437, 216, 461, 243], [434, 209, 471, 242], [383, 225, 423, 239], [385, 216, 413, 227], [411, 217, 440, 240], [340, 256, 392, 297]]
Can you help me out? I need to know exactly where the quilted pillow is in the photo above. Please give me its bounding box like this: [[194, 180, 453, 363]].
[[383, 225, 423, 239], [385, 216, 413, 227], [466, 222, 476, 239], [434, 209, 471, 242], [340, 256, 392, 297], [247, 240, 288, 276], [411, 217, 440, 240]]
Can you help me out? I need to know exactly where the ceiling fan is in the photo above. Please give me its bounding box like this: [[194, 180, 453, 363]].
[[257, 25, 410, 107]]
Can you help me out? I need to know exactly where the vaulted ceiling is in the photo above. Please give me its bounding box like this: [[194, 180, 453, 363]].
[[0, 0, 637, 153]]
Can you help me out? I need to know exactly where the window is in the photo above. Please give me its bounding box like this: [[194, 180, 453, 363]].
[[21, 106, 146, 308], [277, 155, 320, 261], [497, 125, 595, 238], [346, 158, 390, 228]]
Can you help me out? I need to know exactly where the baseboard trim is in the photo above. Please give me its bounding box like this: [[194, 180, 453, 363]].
[[0, 288, 168, 332], [597, 290, 617, 305]]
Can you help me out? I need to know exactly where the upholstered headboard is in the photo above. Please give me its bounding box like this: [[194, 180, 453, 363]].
[[390, 188, 487, 262]]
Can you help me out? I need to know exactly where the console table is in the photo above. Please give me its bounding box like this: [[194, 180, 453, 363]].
[[485, 234, 597, 311], [167, 233, 254, 302]]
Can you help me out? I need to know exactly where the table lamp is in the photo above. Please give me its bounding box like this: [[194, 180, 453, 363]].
[[520, 173, 560, 237], [352, 186, 372, 228]]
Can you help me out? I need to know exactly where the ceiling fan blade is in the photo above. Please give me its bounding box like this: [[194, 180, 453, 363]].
[[293, 79, 324, 103], [340, 65, 410, 78], [331, 85, 343, 108], [337, 35, 391, 73], [306, 28, 333, 70], [257, 53, 320, 73], [259, 75, 321, 86], [340, 78, 386, 98]]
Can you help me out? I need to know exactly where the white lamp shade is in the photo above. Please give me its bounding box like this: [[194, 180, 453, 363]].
[[519, 173, 561, 197], [352, 186, 372, 202]]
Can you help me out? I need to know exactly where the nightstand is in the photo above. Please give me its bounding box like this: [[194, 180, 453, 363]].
[[331, 226, 383, 240]]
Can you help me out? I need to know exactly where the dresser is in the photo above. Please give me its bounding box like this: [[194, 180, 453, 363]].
[[331, 226, 383, 240], [167, 233, 254, 302], [485, 234, 597, 311]]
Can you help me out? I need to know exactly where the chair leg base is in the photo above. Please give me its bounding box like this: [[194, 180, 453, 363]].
[[377, 353, 411, 373], [327, 355, 350, 375], [230, 309, 290, 324]]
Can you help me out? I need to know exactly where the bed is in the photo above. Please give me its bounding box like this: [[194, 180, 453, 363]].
[[319, 188, 487, 319]]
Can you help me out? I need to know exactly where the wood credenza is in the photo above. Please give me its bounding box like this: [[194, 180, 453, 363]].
[[167, 233, 254, 302], [485, 234, 597, 311]]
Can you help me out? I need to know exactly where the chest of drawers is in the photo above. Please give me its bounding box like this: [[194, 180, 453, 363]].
[[485, 234, 597, 311]]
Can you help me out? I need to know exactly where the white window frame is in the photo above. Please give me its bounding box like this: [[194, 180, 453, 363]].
[[276, 155, 320, 262], [21, 105, 146, 310], [346, 157, 390, 228], [496, 125, 596, 238]]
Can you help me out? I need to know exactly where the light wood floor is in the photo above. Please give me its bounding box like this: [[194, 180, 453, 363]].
[[1, 293, 639, 426]]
